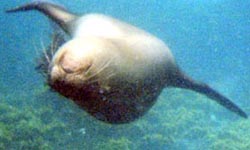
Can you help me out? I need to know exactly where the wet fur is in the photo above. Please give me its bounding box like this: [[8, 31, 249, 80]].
[[7, 1, 248, 123]]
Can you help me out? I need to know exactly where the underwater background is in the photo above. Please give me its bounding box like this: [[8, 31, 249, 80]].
[[1, 0, 250, 149]]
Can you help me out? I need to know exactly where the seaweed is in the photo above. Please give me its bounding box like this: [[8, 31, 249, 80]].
[[0, 87, 249, 149]]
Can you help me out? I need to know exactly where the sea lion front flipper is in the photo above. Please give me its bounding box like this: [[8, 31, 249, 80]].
[[6, 1, 77, 34], [171, 73, 248, 118]]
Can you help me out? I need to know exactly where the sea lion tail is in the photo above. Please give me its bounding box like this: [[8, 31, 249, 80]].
[[5, 1, 77, 34], [172, 73, 248, 118]]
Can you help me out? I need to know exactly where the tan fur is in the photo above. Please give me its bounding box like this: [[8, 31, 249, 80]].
[[7, 2, 247, 123]]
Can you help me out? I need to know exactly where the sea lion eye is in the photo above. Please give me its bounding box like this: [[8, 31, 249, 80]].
[[58, 54, 77, 74], [61, 65, 74, 74], [59, 52, 93, 75]]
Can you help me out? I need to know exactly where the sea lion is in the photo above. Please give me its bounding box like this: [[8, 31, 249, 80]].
[[6, 1, 248, 124]]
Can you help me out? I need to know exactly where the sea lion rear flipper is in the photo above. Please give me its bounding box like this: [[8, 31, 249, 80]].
[[172, 73, 248, 118], [6, 1, 77, 34]]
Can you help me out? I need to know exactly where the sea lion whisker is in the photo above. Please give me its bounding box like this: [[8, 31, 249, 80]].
[[40, 39, 51, 64], [85, 77, 100, 84], [89, 58, 114, 80], [84, 58, 113, 81], [49, 40, 55, 57], [32, 40, 40, 58], [87, 71, 116, 84], [101, 72, 116, 82], [50, 34, 60, 56], [84, 65, 106, 81], [105, 72, 116, 79]]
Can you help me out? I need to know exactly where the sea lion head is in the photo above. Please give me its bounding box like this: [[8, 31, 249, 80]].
[[49, 37, 115, 89], [50, 38, 93, 86], [47, 36, 123, 119]]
